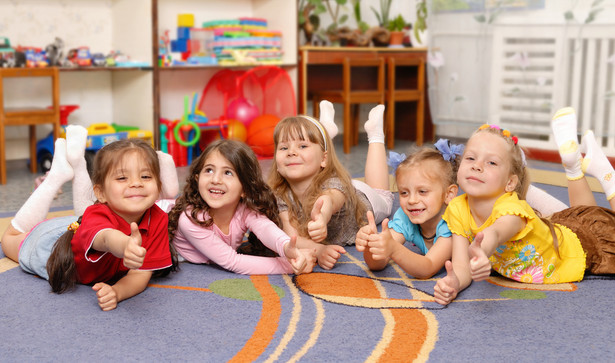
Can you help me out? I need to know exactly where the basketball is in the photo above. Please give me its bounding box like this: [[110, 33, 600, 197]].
[[246, 114, 280, 157]]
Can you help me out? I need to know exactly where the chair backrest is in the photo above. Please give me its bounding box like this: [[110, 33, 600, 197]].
[[342, 57, 385, 96], [387, 57, 425, 93], [0, 67, 60, 120]]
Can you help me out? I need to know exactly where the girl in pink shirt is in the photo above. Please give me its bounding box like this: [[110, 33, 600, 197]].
[[169, 139, 315, 275]]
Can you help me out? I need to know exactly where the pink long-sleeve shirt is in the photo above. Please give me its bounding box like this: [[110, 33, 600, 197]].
[[172, 203, 293, 274]]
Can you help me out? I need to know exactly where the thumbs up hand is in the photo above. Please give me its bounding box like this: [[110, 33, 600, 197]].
[[469, 232, 491, 281], [366, 218, 396, 260], [123, 223, 146, 270], [356, 211, 377, 252], [434, 260, 460, 305], [308, 196, 331, 243]]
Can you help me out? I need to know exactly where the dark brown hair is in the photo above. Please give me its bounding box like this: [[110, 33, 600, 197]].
[[168, 139, 281, 241], [47, 138, 176, 293]]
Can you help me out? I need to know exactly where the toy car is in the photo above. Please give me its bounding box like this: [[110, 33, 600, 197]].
[[91, 52, 106, 66], [36, 123, 153, 173], [68, 46, 91, 67]]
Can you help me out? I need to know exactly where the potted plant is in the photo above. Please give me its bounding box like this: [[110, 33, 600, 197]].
[[387, 14, 407, 46], [411, 0, 428, 47]]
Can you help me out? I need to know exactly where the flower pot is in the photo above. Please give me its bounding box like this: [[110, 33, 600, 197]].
[[388, 31, 404, 48]]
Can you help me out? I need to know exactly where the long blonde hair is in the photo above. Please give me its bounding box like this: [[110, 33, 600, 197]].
[[471, 125, 560, 253], [268, 115, 367, 236]]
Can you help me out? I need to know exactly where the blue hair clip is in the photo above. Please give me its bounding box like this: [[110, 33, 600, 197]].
[[434, 138, 464, 162], [387, 151, 407, 170]]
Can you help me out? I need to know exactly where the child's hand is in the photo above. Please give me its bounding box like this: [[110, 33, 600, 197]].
[[367, 218, 396, 260], [316, 244, 346, 270], [308, 196, 332, 243], [123, 222, 146, 269], [356, 211, 377, 252], [92, 282, 118, 311], [434, 261, 460, 305], [284, 236, 310, 274], [469, 233, 491, 281]]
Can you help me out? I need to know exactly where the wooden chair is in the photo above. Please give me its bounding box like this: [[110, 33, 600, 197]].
[[312, 57, 385, 154], [0, 67, 61, 184], [386, 57, 425, 149]]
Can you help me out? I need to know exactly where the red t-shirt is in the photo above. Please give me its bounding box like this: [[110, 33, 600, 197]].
[[71, 203, 172, 284]]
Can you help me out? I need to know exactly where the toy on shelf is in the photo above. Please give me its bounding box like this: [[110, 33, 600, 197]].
[[36, 109, 154, 173], [0, 36, 16, 68]]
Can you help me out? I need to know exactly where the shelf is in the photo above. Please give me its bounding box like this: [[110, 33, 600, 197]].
[[2, 0, 297, 160]]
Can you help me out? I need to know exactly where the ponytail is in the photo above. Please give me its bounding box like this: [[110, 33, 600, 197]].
[[46, 216, 80, 293]]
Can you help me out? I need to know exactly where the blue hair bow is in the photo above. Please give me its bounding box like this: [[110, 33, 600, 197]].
[[387, 151, 407, 170], [434, 138, 464, 161]]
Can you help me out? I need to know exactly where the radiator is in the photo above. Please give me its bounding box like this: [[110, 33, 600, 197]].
[[489, 24, 615, 155]]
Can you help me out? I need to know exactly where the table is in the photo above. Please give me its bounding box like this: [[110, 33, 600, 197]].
[[298, 46, 433, 144]]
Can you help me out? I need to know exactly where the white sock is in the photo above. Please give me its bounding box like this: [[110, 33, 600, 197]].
[[581, 130, 615, 200], [551, 107, 583, 180], [525, 184, 568, 217], [318, 100, 338, 139], [66, 125, 94, 216], [364, 104, 385, 144], [157, 151, 179, 199], [11, 139, 73, 233]]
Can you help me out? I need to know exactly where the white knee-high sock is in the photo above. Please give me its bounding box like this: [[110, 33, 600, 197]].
[[525, 184, 568, 217], [157, 151, 179, 199], [65, 125, 94, 216], [581, 130, 615, 200], [364, 105, 385, 144], [551, 107, 583, 180], [318, 100, 338, 139], [11, 139, 74, 233]]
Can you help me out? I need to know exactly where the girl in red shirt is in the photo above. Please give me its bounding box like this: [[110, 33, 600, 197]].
[[1, 127, 176, 311]]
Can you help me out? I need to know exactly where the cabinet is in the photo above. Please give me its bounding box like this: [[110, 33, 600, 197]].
[[1, 0, 297, 161]]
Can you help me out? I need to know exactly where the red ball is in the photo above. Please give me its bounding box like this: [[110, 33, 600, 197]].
[[227, 97, 259, 127], [246, 114, 280, 157]]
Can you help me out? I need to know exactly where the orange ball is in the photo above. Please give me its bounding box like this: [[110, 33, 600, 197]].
[[225, 119, 247, 142], [246, 114, 280, 157]]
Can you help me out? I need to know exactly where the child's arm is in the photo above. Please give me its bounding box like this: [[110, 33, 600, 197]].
[[92, 269, 152, 311], [92, 223, 146, 269], [365, 216, 452, 278], [280, 210, 346, 270], [434, 233, 473, 305], [307, 189, 346, 243], [469, 214, 525, 281]]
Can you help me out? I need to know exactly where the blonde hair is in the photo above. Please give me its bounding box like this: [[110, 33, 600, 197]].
[[471, 125, 560, 254], [397, 147, 458, 190], [268, 115, 367, 236], [471, 126, 529, 199]]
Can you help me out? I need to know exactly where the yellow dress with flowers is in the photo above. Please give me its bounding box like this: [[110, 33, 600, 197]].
[[443, 192, 586, 283]]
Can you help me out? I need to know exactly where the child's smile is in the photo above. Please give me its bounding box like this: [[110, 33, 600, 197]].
[[198, 151, 243, 213], [396, 167, 448, 228]]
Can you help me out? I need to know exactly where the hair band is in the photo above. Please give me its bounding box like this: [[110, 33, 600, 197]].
[[478, 124, 518, 145], [387, 151, 407, 170], [303, 116, 328, 151], [434, 138, 464, 161], [67, 221, 80, 232]]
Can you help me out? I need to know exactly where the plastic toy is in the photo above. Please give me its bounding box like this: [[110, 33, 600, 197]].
[[227, 97, 259, 127], [0, 36, 15, 68], [245, 114, 279, 157], [36, 117, 153, 173], [222, 119, 247, 142]]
